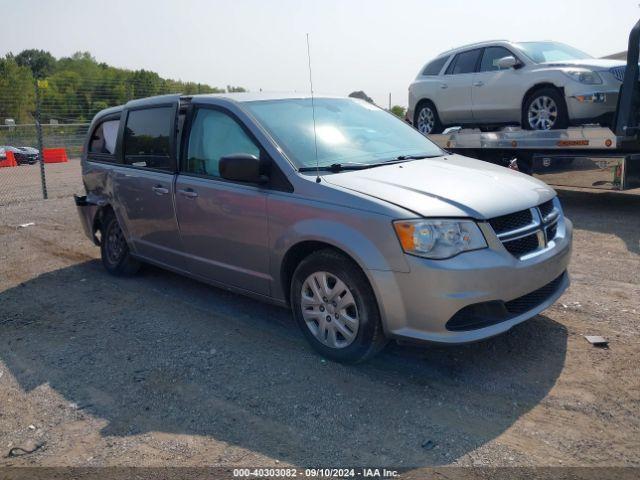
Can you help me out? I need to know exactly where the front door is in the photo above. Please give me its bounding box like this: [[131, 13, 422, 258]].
[[112, 102, 186, 270], [437, 48, 482, 125], [472, 46, 525, 123], [175, 106, 270, 295]]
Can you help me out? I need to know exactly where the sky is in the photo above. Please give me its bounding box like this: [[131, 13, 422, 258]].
[[0, 0, 636, 107]]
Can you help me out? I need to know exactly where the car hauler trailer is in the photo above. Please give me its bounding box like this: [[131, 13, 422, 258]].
[[426, 20, 640, 191]]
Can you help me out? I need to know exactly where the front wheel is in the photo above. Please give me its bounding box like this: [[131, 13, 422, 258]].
[[290, 250, 387, 363], [523, 88, 568, 130]]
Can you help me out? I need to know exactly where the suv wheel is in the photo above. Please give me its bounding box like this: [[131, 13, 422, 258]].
[[415, 101, 443, 135], [290, 250, 387, 363], [100, 210, 140, 276], [523, 88, 568, 130]]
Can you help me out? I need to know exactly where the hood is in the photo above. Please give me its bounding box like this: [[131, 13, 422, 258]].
[[541, 58, 626, 71], [18, 147, 39, 154], [323, 155, 555, 219]]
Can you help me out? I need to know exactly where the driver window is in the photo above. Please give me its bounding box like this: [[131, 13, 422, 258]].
[[480, 47, 516, 72], [185, 108, 260, 177]]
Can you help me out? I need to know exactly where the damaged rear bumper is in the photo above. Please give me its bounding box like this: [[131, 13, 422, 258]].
[[74, 194, 100, 245]]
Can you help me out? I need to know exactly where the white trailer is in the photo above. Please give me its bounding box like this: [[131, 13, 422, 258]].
[[428, 125, 639, 191]]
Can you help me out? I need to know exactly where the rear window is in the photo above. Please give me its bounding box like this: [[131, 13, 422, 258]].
[[123, 107, 174, 171], [89, 118, 120, 155], [446, 49, 482, 75], [422, 56, 449, 76]]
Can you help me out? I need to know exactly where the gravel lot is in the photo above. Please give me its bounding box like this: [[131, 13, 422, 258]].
[[0, 159, 83, 205], [0, 160, 638, 471]]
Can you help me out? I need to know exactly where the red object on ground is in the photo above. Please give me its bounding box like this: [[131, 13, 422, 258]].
[[0, 151, 18, 168], [43, 148, 68, 163]]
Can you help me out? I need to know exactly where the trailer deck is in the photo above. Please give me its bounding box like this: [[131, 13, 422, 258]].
[[429, 126, 640, 190]]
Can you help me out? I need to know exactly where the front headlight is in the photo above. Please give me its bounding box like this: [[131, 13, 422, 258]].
[[562, 69, 603, 85], [393, 219, 487, 259]]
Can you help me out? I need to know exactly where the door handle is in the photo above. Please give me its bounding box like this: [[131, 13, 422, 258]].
[[178, 188, 199, 198], [473, 81, 484, 87], [440, 84, 448, 89], [152, 185, 169, 195]]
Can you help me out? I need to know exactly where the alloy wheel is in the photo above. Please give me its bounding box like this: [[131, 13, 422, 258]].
[[417, 106, 436, 134], [300, 271, 359, 349], [527, 95, 558, 130]]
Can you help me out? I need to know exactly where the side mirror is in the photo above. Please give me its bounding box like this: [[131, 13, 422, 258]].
[[219, 153, 267, 184], [497, 55, 519, 69]]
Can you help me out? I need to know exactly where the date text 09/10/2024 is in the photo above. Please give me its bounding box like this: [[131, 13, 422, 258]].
[[232, 468, 400, 478]]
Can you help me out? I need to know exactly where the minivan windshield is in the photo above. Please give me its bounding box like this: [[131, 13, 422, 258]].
[[514, 41, 593, 63], [243, 98, 443, 170]]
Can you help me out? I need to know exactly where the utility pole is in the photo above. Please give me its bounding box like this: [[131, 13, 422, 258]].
[[34, 79, 48, 200]]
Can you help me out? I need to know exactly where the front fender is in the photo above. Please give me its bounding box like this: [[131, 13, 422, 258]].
[[267, 197, 411, 301], [278, 218, 403, 273], [521, 71, 569, 99]]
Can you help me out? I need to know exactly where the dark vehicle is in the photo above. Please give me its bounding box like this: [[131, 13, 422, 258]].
[[0, 146, 39, 165]]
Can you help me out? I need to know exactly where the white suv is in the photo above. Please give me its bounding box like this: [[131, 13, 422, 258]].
[[408, 41, 626, 133]]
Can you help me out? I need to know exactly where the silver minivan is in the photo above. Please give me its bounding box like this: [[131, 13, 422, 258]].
[[76, 93, 572, 362]]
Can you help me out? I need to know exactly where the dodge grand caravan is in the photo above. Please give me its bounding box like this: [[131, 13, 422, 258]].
[[76, 93, 572, 363]]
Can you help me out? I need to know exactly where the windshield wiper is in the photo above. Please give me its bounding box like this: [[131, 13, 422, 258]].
[[298, 154, 444, 173], [298, 163, 376, 173], [361, 154, 443, 167], [395, 153, 443, 160]]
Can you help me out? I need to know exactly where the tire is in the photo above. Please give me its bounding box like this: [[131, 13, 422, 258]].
[[290, 249, 388, 363], [100, 210, 140, 276], [414, 101, 444, 135], [522, 87, 568, 130]]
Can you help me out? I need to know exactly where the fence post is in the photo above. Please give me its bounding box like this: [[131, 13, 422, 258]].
[[34, 79, 48, 200]]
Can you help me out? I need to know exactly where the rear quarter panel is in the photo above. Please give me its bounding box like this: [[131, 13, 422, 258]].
[[409, 77, 442, 119]]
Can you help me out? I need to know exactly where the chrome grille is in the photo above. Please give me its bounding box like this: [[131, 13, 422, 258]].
[[488, 199, 562, 259], [488, 210, 533, 235], [610, 66, 625, 83], [503, 233, 540, 257], [538, 199, 554, 219]]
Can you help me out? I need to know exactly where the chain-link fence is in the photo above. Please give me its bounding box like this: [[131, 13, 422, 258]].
[[1, 67, 228, 206], [2, 80, 142, 205], [0, 122, 90, 204]]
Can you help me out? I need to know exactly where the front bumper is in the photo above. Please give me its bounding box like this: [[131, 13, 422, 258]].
[[565, 86, 619, 123], [369, 218, 572, 344], [14, 153, 38, 165]]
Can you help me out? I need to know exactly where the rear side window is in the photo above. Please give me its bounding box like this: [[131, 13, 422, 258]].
[[480, 46, 516, 72], [185, 108, 260, 178], [89, 118, 120, 156], [446, 49, 482, 75], [123, 107, 175, 171], [422, 56, 449, 76]]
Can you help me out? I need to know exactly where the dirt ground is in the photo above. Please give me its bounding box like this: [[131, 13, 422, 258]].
[[0, 160, 638, 472], [0, 159, 83, 205]]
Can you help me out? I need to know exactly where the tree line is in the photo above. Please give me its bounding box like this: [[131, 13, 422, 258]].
[[0, 49, 245, 124]]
